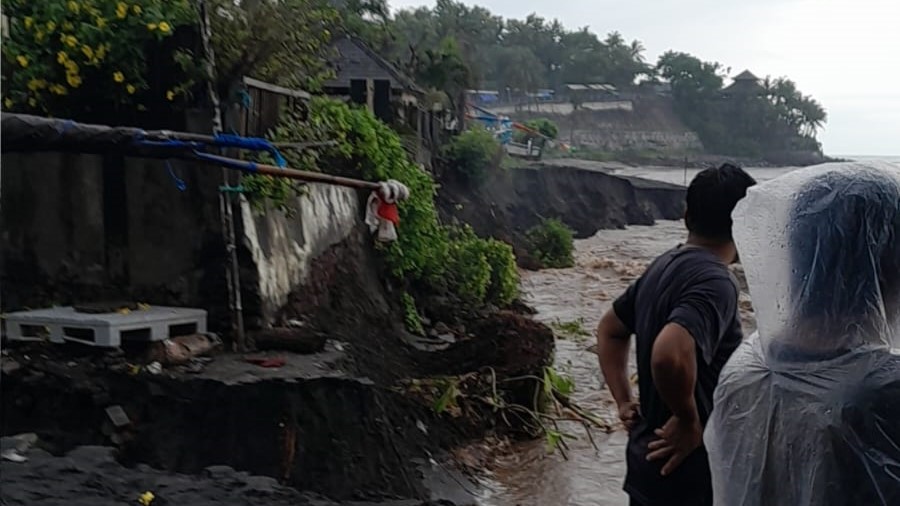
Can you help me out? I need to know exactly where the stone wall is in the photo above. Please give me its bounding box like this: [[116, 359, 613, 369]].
[[507, 95, 704, 153]]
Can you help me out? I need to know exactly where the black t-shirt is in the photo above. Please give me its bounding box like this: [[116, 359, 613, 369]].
[[612, 245, 743, 505]]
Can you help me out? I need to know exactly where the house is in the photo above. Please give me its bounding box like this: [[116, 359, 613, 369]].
[[724, 70, 764, 97], [321, 35, 451, 163], [322, 35, 424, 124]]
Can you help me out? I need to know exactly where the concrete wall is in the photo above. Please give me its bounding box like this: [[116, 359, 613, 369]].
[[239, 184, 359, 327], [1, 152, 229, 327], [1, 151, 363, 333]]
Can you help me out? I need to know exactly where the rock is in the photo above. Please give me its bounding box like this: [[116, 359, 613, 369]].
[[105, 405, 131, 428], [1, 358, 22, 375], [204, 465, 235, 479]]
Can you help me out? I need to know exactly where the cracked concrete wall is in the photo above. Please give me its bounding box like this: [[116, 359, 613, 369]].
[[239, 184, 360, 327]]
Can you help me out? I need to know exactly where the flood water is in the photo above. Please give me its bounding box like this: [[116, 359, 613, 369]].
[[474, 165, 785, 506]]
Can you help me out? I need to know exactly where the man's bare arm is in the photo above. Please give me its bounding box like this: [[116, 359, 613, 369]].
[[650, 323, 699, 421], [597, 309, 639, 429], [647, 322, 703, 475]]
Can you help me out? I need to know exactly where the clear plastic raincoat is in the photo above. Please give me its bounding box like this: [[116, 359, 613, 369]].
[[704, 161, 900, 506]]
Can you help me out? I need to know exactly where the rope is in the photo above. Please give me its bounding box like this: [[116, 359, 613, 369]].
[[166, 160, 187, 191], [132, 132, 286, 168], [212, 133, 286, 168]]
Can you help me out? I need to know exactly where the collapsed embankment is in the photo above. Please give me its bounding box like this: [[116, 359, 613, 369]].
[[1, 228, 553, 505], [437, 163, 685, 268]]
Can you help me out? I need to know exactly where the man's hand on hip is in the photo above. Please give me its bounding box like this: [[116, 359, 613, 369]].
[[646, 414, 703, 476]]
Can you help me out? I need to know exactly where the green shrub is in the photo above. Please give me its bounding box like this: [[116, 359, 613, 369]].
[[442, 128, 501, 184], [401, 292, 424, 335], [445, 227, 519, 307], [514, 118, 559, 144], [524, 118, 559, 139], [527, 218, 575, 269], [481, 238, 519, 305], [446, 232, 492, 305]]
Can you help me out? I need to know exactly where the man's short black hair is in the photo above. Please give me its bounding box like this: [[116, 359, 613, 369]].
[[685, 163, 757, 242]]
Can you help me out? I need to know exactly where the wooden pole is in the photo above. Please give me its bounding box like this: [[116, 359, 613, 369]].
[[197, 0, 246, 352], [197, 153, 382, 191]]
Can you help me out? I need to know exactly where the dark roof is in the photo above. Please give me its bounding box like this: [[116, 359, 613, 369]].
[[322, 36, 424, 94], [733, 70, 759, 81]]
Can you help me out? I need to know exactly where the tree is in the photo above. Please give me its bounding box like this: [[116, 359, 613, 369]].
[[208, 0, 339, 93], [657, 51, 725, 108]]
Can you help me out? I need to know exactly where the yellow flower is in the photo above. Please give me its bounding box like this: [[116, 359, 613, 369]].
[[28, 98, 37, 108], [116, 2, 128, 19], [16, 55, 28, 68], [57, 51, 68, 64], [158, 22, 171, 34], [34, 30, 45, 42], [46, 21, 57, 33], [126, 84, 136, 95], [63, 21, 74, 31], [96, 46, 107, 60], [166, 90, 176, 101], [81, 45, 94, 59], [65, 60, 79, 73], [113, 71, 125, 83], [96, 17, 107, 28], [24, 17, 33, 30], [63, 35, 78, 48], [66, 73, 82, 88], [132, 5, 142, 14], [50, 84, 68, 96], [27, 79, 47, 91], [67, 1, 79, 13], [147, 23, 157, 31], [4, 98, 13, 109]]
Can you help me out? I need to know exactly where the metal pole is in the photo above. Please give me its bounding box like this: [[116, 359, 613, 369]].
[[197, 0, 245, 351]]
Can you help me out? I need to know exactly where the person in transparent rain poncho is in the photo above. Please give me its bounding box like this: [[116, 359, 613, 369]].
[[705, 162, 900, 506]]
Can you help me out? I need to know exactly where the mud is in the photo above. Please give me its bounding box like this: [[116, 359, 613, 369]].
[[0, 443, 451, 506], [436, 163, 685, 268]]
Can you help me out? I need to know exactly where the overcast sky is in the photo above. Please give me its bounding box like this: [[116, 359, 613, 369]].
[[389, 0, 899, 156]]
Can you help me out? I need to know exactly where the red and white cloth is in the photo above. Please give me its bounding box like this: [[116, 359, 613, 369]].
[[365, 180, 410, 242]]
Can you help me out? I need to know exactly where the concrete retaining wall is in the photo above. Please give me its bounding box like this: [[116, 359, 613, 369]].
[[1, 151, 363, 332], [239, 185, 359, 327]]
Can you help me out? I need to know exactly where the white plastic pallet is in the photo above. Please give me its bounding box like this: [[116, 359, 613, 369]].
[[4, 306, 207, 347]]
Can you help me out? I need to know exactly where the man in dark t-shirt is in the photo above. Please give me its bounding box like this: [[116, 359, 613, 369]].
[[596, 164, 757, 506]]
